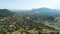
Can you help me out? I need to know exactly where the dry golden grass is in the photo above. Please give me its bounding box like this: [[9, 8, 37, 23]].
[[11, 28, 59, 34]]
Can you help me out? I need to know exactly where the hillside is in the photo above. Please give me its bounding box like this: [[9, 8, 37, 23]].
[[0, 15, 60, 34], [0, 9, 14, 18]]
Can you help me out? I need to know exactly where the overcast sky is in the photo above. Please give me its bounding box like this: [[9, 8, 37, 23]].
[[0, 0, 60, 10]]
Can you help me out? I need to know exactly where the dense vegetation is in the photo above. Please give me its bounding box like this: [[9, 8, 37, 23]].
[[0, 9, 14, 18], [0, 8, 60, 34]]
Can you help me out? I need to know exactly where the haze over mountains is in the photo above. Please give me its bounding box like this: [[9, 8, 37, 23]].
[[13, 8, 59, 12], [13, 8, 60, 17]]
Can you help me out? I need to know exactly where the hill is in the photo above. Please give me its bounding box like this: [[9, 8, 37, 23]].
[[0, 15, 59, 34], [0, 9, 14, 18]]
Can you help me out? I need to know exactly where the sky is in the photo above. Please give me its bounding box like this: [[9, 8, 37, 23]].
[[0, 0, 60, 10]]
